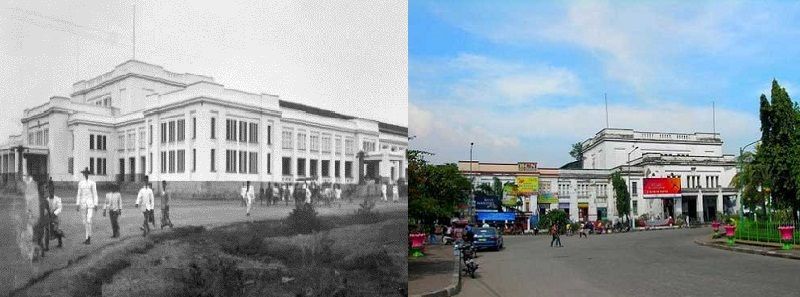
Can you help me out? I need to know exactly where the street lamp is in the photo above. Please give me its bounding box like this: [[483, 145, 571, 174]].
[[469, 142, 474, 223], [627, 146, 639, 230], [738, 139, 760, 220]]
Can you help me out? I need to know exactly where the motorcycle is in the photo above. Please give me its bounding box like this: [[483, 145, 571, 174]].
[[458, 242, 479, 278], [613, 221, 631, 233]]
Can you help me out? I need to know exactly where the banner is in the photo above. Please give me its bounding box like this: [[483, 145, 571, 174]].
[[537, 192, 558, 204], [476, 212, 516, 222], [643, 177, 681, 198], [475, 196, 500, 212], [515, 176, 539, 195]]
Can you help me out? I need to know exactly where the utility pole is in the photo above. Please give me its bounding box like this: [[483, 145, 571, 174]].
[[469, 142, 474, 223], [628, 146, 639, 230], [132, 5, 136, 60]]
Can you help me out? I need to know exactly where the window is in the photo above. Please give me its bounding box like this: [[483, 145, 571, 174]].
[[249, 123, 258, 143], [192, 149, 196, 172], [335, 137, 342, 155], [335, 161, 340, 177], [149, 125, 153, 144], [177, 150, 185, 173], [297, 158, 306, 176], [345, 161, 353, 178], [239, 121, 247, 143], [345, 138, 354, 155], [161, 123, 167, 143], [321, 135, 331, 153], [310, 159, 318, 176], [310, 133, 320, 152], [239, 151, 247, 173], [161, 152, 167, 173], [632, 200, 639, 216], [267, 153, 271, 174], [139, 131, 146, 148], [210, 149, 216, 172], [149, 153, 153, 174], [211, 118, 216, 139], [267, 125, 272, 145], [43, 129, 48, 146], [89, 158, 95, 174], [226, 119, 237, 141], [127, 133, 135, 149], [177, 119, 185, 142], [192, 117, 196, 139], [249, 152, 258, 174], [282, 157, 292, 176], [322, 160, 330, 177], [362, 140, 376, 152], [68, 158, 74, 174], [632, 181, 638, 196], [169, 151, 176, 173], [89, 134, 95, 150], [168, 121, 175, 142], [226, 150, 236, 173], [282, 130, 293, 149], [96, 158, 106, 175], [28, 132, 33, 146], [297, 132, 307, 151]]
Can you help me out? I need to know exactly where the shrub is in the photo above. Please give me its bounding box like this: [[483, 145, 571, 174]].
[[537, 209, 569, 230], [286, 203, 320, 234], [356, 197, 380, 224]]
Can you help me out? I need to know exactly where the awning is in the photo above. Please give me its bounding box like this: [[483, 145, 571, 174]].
[[558, 203, 570, 209], [476, 212, 516, 222]]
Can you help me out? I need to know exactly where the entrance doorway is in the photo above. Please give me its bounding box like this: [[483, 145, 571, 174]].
[[129, 157, 136, 181], [578, 204, 589, 222], [662, 199, 675, 219], [25, 154, 48, 183], [682, 196, 697, 222]]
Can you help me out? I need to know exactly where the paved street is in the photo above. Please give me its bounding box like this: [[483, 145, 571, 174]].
[[459, 228, 800, 297]]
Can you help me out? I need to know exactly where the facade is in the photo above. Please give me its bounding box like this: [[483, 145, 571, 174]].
[[0, 60, 407, 194], [459, 128, 738, 227]]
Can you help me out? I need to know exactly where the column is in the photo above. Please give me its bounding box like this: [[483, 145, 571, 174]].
[[696, 190, 704, 223], [674, 197, 683, 218], [588, 190, 597, 222], [570, 181, 578, 222], [716, 189, 724, 215]]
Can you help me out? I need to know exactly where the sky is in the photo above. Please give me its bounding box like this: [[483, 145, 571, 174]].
[[0, 0, 407, 143], [409, 1, 800, 167]]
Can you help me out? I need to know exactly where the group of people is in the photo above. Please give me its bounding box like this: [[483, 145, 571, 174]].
[[240, 181, 346, 210], [37, 167, 175, 257]]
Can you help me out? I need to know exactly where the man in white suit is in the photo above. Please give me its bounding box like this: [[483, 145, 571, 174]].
[[135, 176, 155, 236], [75, 167, 98, 245]]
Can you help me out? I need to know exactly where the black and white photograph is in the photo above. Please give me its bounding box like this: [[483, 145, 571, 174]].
[[0, 1, 408, 296]]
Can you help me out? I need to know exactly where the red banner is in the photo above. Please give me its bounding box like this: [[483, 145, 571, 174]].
[[643, 178, 681, 198]]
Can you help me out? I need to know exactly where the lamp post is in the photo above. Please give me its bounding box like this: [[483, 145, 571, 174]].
[[627, 146, 639, 230], [738, 139, 760, 220], [469, 142, 474, 223]]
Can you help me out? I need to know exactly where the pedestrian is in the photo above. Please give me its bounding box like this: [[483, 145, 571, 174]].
[[160, 180, 174, 229], [334, 184, 342, 202], [46, 188, 64, 248], [580, 221, 589, 238], [392, 183, 399, 202], [240, 182, 247, 207], [550, 224, 562, 247], [259, 186, 265, 206], [272, 183, 280, 206], [304, 182, 312, 204], [381, 182, 388, 201], [135, 176, 155, 236], [103, 183, 123, 238], [244, 181, 255, 218], [38, 189, 52, 257], [76, 167, 98, 245]]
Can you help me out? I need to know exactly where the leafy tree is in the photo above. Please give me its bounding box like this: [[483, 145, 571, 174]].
[[537, 209, 569, 232], [611, 172, 631, 223], [474, 177, 504, 199], [758, 80, 800, 219], [407, 149, 472, 228], [730, 149, 769, 216], [569, 142, 584, 161]]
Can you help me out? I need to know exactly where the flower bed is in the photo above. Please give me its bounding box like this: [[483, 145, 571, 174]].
[[734, 218, 799, 245]]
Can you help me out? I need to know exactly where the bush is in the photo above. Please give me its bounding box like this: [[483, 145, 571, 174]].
[[287, 203, 321, 234], [537, 209, 569, 231], [356, 197, 380, 224]]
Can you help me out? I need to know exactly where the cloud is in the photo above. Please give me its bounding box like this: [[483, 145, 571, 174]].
[[413, 53, 581, 105]]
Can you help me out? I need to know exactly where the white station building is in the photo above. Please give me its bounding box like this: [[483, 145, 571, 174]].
[[0, 60, 407, 195], [461, 128, 738, 225]]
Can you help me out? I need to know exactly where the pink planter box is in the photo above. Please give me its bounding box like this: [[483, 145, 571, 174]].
[[724, 225, 736, 237], [778, 226, 794, 241], [410, 233, 426, 248], [711, 221, 720, 232]]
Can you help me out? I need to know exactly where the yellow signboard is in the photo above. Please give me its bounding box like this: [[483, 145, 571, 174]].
[[515, 176, 539, 195], [538, 192, 558, 204]]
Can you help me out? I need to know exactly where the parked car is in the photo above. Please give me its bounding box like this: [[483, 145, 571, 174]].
[[473, 227, 503, 251]]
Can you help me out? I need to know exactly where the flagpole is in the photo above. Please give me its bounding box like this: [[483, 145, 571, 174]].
[[605, 93, 609, 129]]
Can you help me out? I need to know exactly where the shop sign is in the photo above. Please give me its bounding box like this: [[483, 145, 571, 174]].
[[515, 176, 539, 195], [538, 192, 558, 204], [643, 177, 682, 198]]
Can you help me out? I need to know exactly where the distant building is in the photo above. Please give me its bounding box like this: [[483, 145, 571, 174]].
[[459, 128, 738, 226], [0, 60, 407, 194]]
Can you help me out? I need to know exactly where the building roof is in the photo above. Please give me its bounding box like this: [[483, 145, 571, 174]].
[[559, 159, 583, 169], [378, 122, 408, 136]]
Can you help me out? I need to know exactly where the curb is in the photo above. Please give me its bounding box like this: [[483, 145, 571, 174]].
[[694, 240, 800, 260], [411, 251, 462, 297]]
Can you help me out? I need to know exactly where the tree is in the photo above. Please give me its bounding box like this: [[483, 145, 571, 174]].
[[758, 80, 800, 219], [569, 142, 584, 161], [611, 172, 631, 222], [407, 149, 472, 228], [730, 149, 769, 216], [474, 177, 504, 199]]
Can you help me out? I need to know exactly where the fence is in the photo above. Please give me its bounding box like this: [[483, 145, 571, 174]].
[[734, 218, 800, 245]]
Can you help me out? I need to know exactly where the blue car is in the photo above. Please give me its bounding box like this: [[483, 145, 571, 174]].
[[473, 227, 503, 251]]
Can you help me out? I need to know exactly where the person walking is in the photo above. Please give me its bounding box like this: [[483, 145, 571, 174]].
[[244, 181, 255, 218], [304, 182, 312, 205], [579, 221, 589, 238], [103, 183, 123, 238], [240, 182, 247, 207], [550, 224, 562, 247], [76, 167, 98, 245], [160, 180, 174, 229], [381, 182, 388, 202], [46, 189, 64, 248], [334, 184, 342, 202], [392, 183, 399, 202], [135, 177, 155, 236]]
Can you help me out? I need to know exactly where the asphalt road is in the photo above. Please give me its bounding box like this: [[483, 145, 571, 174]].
[[459, 228, 800, 297]]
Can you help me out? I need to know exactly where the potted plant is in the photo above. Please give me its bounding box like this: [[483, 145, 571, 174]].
[[720, 213, 737, 246], [774, 209, 794, 250]]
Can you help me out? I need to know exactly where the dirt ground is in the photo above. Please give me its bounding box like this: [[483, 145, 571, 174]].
[[0, 190, 406, 297]]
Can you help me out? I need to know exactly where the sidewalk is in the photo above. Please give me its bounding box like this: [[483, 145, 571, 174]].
[[408, 243, 461, 297], [694, 234, 800, 260]]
